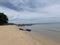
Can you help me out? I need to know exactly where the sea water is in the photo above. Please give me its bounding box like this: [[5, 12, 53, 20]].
[[30, 23, 60, 43]]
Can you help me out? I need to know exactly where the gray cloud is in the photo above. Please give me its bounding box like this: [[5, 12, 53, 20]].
[[0, 0, 60, 11], [0, 0, 60, 23]]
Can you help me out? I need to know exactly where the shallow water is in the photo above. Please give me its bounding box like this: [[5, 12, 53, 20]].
[[30, 23, 60, 43]]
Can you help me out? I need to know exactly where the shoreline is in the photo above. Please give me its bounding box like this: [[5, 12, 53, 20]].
[[0, 25, 59, 45], [31, 32, 60, 45]]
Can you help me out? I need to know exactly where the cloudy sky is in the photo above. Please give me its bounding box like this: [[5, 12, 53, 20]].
[[0, 0, 60, 24]]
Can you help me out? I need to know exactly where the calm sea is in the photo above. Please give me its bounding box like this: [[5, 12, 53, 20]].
[[30, 23, 60, 42]]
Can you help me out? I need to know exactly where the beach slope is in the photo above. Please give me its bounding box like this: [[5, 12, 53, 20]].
[[0, 25, 41, 45]]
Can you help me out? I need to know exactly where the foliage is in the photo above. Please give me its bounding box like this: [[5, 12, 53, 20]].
[[0, 13, 8, 25]]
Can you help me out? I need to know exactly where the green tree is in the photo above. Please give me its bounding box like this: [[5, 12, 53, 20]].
[[0, 13, 8, 25]]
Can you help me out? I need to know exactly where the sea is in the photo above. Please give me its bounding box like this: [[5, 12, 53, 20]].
[[28, 23, 60, 43]]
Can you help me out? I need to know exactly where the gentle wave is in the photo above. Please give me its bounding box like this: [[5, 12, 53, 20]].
[[48, 30, 60, 32]]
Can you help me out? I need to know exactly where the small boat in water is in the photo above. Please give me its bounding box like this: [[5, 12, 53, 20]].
[[25, 29, 31, 31], [19, 26, 31, 31]]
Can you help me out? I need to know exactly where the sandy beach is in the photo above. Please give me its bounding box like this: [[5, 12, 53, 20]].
[[0, 25, 59, 45]]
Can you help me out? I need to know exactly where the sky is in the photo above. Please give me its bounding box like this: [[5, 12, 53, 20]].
[[0, 0, 60, 24]]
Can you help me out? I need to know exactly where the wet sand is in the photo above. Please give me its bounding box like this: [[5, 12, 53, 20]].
[[0, 25, 59, 45]]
